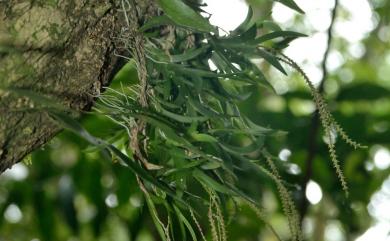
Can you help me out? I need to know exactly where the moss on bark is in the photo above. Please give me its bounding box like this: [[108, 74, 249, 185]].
[[0, 0, 156, 172]]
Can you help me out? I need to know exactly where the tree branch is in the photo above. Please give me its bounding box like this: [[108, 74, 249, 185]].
[[0, 0, 158, 172]]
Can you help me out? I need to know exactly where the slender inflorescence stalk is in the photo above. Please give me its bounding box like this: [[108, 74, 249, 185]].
[[274, 52, 367, 194], [245, 200, 283, 241], [205, 187, 228, 241], [259, 157, 302, 241], [190, 208, 208, 241]]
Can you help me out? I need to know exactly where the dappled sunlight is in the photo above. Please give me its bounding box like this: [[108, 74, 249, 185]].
[[105, 194, 119, 208], [2, 163, 29, 181], [357, 176, 390, 241], [278, 148, 292, 161], [325, 221, 345, 241], [203, 0, 248, 33], [306, 180, 323, 205], [4, 204, 23, 224], [368, 177, 390, 223], [337, 0, 376, 42], [371, 146, 390, 170], [287, 163, 301, 175], [273, 0, 377, 88], [356, 223, 390, 241]]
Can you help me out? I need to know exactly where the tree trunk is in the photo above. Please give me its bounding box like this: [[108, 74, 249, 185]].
[[0, 0, 156, 172]]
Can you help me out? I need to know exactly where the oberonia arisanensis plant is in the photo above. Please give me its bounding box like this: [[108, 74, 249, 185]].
[[50, 0, 366, 240]]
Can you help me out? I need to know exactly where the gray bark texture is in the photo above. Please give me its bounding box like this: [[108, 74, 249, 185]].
[[0, 0, 156, 172]]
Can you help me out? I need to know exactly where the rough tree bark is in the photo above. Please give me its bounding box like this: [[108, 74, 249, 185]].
[[0, 0, 156, 172]]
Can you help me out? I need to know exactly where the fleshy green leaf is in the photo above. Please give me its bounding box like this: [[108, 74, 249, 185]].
[[174, 205, 198, 241], [193, 169, 236, 195], [155, 103, 209, 123], [219, 138, 264, 155], [250, 31, 307, 45], [256, 48, 287, 75], [190, 132, 218, 143], [144, 194, 168, 241], [275, 0, 305, 14], [232, 6, 254, 34], [139, 15, 175, 32], [146, 45, 209, 64], [259, 20, 282, 31], [157, 0, 215, 32]]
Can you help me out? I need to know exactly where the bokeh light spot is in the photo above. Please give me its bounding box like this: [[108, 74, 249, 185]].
[[306, 180, 323, 205]]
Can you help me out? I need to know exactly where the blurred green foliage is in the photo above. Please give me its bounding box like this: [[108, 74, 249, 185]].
[[1, 0, 389, 241]]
